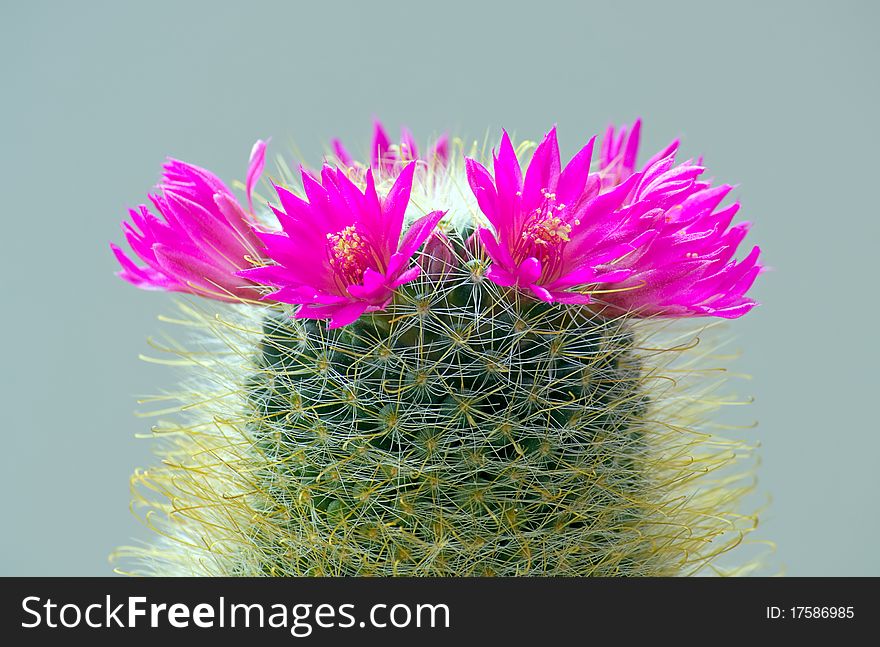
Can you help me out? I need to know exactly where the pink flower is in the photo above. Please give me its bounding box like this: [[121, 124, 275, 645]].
[[419, 229, 459, 280], [596, 143, 762, 319], [111, 140, 268, 302], [332, 121, 449, 177], [466, 126, 761, 318], [238, 162, 445, 328]]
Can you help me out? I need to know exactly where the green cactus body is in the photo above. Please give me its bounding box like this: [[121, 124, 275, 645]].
[[117, 230, 757, 577]]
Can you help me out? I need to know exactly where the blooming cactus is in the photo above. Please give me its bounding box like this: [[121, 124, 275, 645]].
[[112, 120, 766, 577]]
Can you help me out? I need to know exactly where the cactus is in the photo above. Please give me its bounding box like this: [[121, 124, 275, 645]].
[[112, 122, 763, 576]]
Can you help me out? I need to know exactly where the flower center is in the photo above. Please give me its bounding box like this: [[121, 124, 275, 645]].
[[327, 225, 371, 284], [522, 212, 571, 247]]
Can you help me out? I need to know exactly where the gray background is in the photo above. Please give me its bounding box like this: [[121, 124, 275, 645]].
[[2, 0, 877, 575]]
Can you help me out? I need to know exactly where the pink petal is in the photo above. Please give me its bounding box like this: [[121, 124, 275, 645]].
[[346, 267, 390, 302], [214, 192, 262, 253], [522, 126, 561, 212], [161, 191, 243, 270], [296, 301, 370, 329], [273, 184, 314, 227], [477, 227, 516, 270], [300, 166, 329, 208], [430, 134, 449, 165], [622, 118, 641, 174], [641, 139, 680, 172], [492, 130, 523, 227], [110, 243, 176, 291], [237, 263, 294, 287], [153, 244, 241, 301], [246, 139, 268, 213], [549, 290, 592, 305], [400, 127, 419, 160], [256, 284, 313, 303], [704, 300, 758, 319], [465, 158, 499, 227], [332, 139, 354, 166], [557, 136, 596, 207], [600, 124, 615, 168], [592, 268, 634, 283], [485, 264, 517, 287], [527, 284, 555, 303], [371, 120, 392, 172], [390, 265, 421, 288]]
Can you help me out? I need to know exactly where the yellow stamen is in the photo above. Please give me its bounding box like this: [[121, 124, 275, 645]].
[[327, 225, 368, 279], [522, 213, 572, 246]]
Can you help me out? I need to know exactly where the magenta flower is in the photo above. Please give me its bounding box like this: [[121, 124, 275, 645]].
[[419, 229, 458, 280], [238, 162, 445, 328], [466, 126, 761, 318], [595, 146, 762, 319], [332, 121, 449, 177], [111, 140, 268, 302]]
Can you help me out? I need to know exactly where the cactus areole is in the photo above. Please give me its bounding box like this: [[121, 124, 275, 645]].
[[112, 121, 765, 576]]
